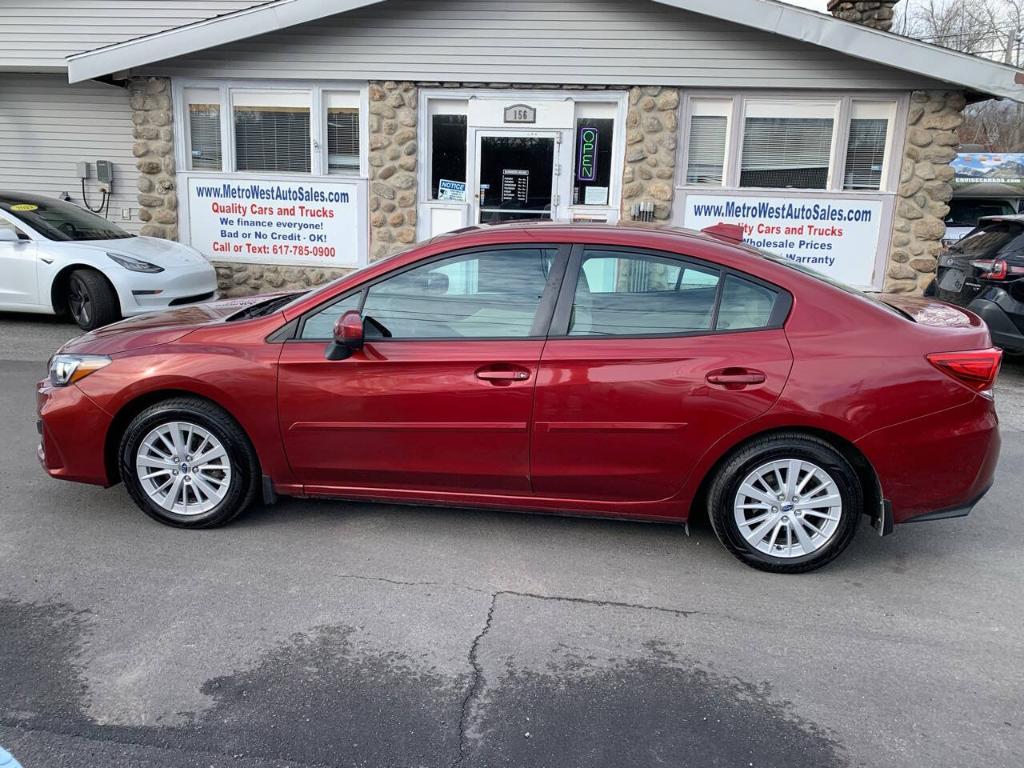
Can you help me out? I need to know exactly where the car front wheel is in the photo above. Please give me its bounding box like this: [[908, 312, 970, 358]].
[[707, 434, 862, 573], [119, 397, 260, 528], [67, 268, 120, 330]]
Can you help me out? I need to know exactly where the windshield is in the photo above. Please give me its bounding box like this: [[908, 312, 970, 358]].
[[945, 199, 1016, 228], [0, 193, 132, 241]]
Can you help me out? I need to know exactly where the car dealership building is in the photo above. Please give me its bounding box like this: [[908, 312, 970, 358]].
[[3, 0, 1024, 296]]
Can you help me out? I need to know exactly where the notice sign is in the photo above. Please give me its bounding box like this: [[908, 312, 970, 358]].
[[186, 178, 362, 267], [683, 194, 884, 287], [501, 169, 529, 204], [438, 179, 467, 201]]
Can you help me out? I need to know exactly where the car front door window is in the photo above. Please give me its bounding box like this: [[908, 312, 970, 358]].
[[361, 248, 555, 339]]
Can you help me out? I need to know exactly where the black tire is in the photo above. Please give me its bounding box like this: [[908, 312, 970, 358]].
[[119, 397, 260, 528], [67, 268, 120, 330], [707, 433, 862, 574]]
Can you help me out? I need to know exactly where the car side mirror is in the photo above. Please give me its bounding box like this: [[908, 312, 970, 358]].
[[0, 228, 20, 243], [326, 309, 364, 361]]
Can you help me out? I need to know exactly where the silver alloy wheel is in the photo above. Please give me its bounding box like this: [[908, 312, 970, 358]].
[[733, 458, 842, 559], [135, 421, 231, 516]]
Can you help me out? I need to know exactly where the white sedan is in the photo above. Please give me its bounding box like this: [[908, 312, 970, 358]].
[[0, 193, 217, 330]]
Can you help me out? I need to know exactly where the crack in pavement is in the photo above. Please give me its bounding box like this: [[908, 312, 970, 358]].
[[447, 589, 698, 767], [326, 570, 702, 619], [451, 591, 498, 768], [496, 589, 700, 619]]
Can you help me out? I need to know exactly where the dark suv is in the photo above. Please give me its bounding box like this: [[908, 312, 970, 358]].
[[928, 215, 1024, 353]]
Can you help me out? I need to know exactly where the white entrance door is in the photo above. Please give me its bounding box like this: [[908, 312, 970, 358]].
[[474, 130, 564, 225]]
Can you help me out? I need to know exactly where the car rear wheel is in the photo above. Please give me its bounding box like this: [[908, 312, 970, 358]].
[[707, 434, 862, 573], [67, 268, 120, 330], [119, 397, 259, 528]]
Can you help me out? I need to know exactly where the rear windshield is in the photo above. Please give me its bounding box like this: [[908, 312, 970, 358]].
[[745, 245, 906, 318], [945, 199, 1016, 228], [0, 193, 132, 241], [949, 220, 1024, 258]]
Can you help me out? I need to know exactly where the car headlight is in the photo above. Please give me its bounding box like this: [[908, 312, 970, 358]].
[[48, 354, 111, 387], [107, 252, 163, 273]]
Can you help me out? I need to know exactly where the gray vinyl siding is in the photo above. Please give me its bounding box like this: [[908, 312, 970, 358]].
[[0, 75, 142, 233], [0, 1, 273, 70], [145, 0, 947, 90]]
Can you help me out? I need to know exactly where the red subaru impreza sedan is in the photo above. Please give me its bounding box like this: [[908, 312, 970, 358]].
[[37, 223, 1001, 572]]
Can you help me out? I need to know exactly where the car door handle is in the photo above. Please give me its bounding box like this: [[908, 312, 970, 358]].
[[475, 365, 531, 384], [706, 368, 767, 387]]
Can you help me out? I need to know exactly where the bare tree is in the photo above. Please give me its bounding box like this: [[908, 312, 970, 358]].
[[894, 0, 1024, 151]]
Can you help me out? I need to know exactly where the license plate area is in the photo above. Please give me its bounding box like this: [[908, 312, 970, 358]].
[[938, 268, 966, 292]]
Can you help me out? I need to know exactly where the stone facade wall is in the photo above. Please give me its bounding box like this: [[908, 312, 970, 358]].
[[885, 90, 965, 294], [621, 86, 679, 225], [368, 81, 418, 260], [128, 77, 178, 240], [827, 0, 899, 31], [214, 264, 352, 297]]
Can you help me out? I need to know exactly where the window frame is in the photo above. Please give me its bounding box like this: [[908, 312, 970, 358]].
[[677, 91, 906, 195], [290, 243, 573, 342], [548, 244, 792, 339], [173, 79, 369, 178]]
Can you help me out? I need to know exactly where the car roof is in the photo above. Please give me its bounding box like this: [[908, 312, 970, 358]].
[[0, 191, 51, 206], [427, 221, 737, 250]]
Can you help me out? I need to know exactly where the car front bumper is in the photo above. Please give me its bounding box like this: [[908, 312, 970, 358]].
[[37, 378, 114, 486], [114, 263, 220, 317]]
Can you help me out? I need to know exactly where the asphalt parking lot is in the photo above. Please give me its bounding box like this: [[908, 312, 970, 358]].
[[1, 312, 1022, 768]]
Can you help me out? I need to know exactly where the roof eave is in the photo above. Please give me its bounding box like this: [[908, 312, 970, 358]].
[[67, 0, 381, 83], [65, 0, 1024, 102]]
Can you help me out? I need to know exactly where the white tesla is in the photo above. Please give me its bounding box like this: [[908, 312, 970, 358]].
[[0, 193, 218, 330]]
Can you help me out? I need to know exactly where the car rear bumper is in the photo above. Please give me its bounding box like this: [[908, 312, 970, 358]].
[[967, 291, 1024, 353], [37, 378, 113, 486], [856, 395, 1000, 525], [899, 484, 993, 524]]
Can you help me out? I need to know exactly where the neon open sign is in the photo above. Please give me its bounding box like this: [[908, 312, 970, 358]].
[[577, 126, 598, 182]]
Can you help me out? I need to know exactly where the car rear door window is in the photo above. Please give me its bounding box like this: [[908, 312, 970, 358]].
[[716, 275, 778, 331], [569, 250, 720, 335], [361, 248, 555, 339]]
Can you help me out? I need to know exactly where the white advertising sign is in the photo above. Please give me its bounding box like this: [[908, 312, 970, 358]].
[[682, 194, 885, 287], [186, 177, 364, 267]]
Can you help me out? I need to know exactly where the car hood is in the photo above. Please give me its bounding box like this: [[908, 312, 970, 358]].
[[59, 293, 295, 355], [875, 294, 982, 328], [82, 236, 210, 268]]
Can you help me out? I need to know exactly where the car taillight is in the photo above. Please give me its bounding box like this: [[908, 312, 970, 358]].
[[968, 258, 1024, 280], [927, 348, 1003, 393]]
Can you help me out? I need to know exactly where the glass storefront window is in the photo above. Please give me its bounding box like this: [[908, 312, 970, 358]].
[[740, 101, 835, 189], [184, 87, 222, 171], [431, 114, 468, 200], [233, 91, 311, 173], [326, 92, 360, 175], [573, 117, 613, 206], [685, 99, 730, 186], [843, 102, 892, 191]]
